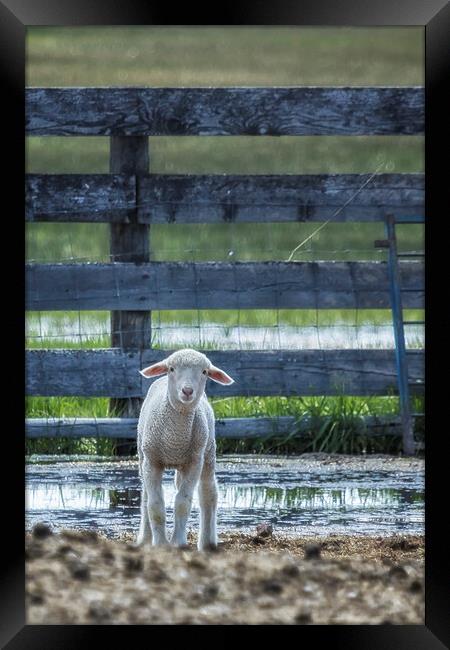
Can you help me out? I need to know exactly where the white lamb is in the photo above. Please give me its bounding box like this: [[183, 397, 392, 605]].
[[136, 348, 234, 550]]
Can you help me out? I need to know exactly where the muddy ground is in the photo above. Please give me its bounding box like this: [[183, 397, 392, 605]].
[[26, 526, 424, 625]]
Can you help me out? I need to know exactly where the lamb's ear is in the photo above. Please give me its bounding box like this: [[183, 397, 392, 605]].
[[207, 365, 235, 385], [139, 361, 168, 378]]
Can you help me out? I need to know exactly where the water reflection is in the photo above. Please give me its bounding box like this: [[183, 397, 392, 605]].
[[26, 483, 422, 512]]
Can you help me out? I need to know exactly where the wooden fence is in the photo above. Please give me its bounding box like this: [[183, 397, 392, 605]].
[[25, 86, 424, 443]]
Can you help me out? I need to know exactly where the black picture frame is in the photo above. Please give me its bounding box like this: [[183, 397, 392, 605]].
[[4, 0, 449, 645]]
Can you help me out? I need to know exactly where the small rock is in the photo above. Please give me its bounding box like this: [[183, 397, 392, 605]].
[[29, 592, 45, 605], [32, 522, 52, 539], [203, 584, 219, 600], [388, 565, 408, 580], [56, 544, 74, 556], [281, 563, 300, 578], [88, 603, 110, 622], [256, 523, 273, 538], [187, 556, 207, 570], [192, 583, 219, 603], [64, 551, 81, 563], [101, 548, 115, 563], [295, 610, 312, 624], [68, 559, 90, 580], [123, 555, 143, 573], [261, 579, 283, 594], [304, 544, 321, 560], [409, 579, 423, 593]]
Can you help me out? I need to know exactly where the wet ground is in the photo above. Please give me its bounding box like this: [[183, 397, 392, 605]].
[[26, 453, 424, 539], [26, 454, 424, 625], [26, 527, 424, 625]]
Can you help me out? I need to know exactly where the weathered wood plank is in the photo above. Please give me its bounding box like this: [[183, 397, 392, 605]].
[[25, 415, 409, 439], [25, 349, 424, 397], [26, 349, 138, 398], [26, 87, 424, 136], [25, 174, 136, 222], [25, 173, 424, 224], [25, 261, 424, 311], [137, 173, 424, 224]]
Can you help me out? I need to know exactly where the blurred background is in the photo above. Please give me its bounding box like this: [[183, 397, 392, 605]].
[[25, 27, 424, 455]]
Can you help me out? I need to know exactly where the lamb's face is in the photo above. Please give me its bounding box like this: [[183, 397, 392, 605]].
[[140, 348, 235, 411], [166, 353, 209, 408]]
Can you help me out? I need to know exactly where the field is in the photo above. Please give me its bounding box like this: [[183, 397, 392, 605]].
[[26, 27, 424, 454]]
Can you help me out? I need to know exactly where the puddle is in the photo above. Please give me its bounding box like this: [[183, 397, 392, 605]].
[[25, 456, 424, 538]]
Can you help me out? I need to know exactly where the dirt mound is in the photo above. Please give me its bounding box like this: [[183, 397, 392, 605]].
[[26, 528, 424, 625]]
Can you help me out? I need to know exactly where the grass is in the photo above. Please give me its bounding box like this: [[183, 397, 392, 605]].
[[25, 27, 424, 455], [26, 26, 423, 87], [25, 392, 424, 456]]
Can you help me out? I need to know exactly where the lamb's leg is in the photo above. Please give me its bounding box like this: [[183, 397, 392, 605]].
[[171, 462, 202, 547], [198, 459, 218, 550], [142, 459, 168, 546], [136, 478, 152, 546]]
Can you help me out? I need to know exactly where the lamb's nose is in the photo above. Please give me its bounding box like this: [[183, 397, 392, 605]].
[[182, 386, 193, 397]]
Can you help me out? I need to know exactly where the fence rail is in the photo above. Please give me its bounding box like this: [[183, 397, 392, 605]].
[[25, 415, 410, 439], [25, 173, 424, 223], [26, 87, 424, 136], [26, 261, 424, 311], [26, 349, 424, 398]]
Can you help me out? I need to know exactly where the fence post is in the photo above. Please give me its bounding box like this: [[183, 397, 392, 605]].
[[109, 136, 150, 454]]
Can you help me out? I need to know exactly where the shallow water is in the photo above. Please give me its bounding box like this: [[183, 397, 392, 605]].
[[25, 456, 424, 538]]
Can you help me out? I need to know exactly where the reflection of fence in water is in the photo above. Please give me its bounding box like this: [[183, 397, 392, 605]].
[[25, 482, 423, 513], [220, 485, 423, 510], [25, 86, 424, 447]]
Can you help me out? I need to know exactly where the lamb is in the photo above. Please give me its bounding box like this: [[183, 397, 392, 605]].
[[136, 348, 234, 551]]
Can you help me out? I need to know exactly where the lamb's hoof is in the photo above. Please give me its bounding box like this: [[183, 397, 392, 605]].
[[170, 536, 188, 548], [152, 540, 170, 548], [199, 543, 220, 553], [176, 544, 191, 551], [134, 537, 151, 549]]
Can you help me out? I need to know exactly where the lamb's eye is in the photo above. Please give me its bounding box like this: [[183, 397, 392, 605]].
[[202, 370, 207, 375], [170, 367, 175, 372]]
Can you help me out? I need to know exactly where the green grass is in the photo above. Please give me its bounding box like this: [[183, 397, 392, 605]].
[[25, 27, 424, 455], [25, 396, 117, 456], [212, 393, 424, 455], [26, 135, 424, 176], [25, 393, 424, 456], [26, 220, 424, 264], [26, 26, 423, 87]]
